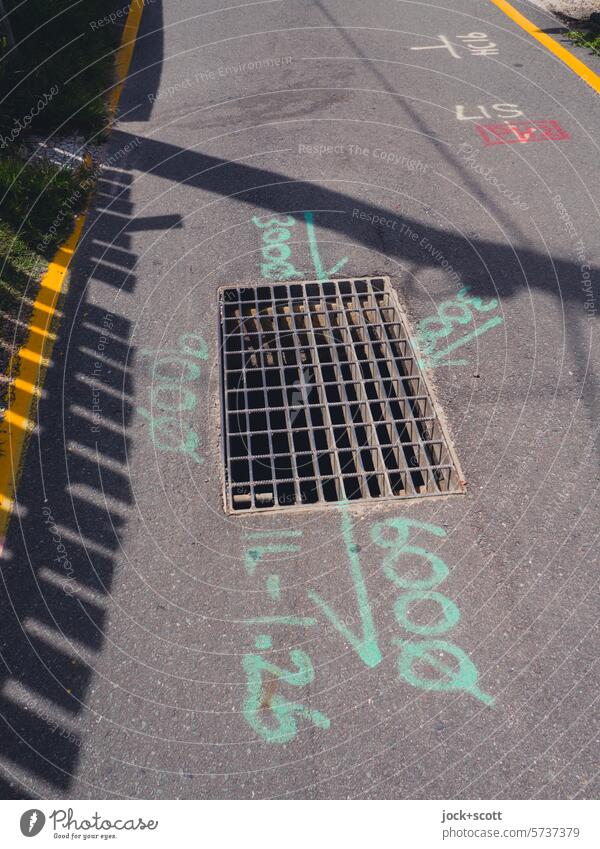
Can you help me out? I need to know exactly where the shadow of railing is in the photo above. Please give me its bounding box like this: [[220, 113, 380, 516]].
[[0, 0, 172, 795], [118, 128, 598, 308], [0, 162, 141, 797]]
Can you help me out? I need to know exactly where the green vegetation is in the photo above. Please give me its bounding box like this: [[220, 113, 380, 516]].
[[567, 28, 600, 59], [0, 222, 44, 329], [0, 156, 89, 252], [0, 0, 123, 140], [0, 1, 124, 392], [0, 157, 91, 380]]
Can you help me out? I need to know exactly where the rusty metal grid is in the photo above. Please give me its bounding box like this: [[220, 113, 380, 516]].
[[218, 277, 464, 513]]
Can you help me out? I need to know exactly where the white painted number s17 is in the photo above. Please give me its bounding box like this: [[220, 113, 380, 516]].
[[455, 103, 523, 121]]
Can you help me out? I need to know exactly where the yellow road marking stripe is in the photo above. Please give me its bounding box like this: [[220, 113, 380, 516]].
[[0, 216, 84, 534], [30, 301, 63, 317], [109, 0, 146, 115], [490, 0, 600, 95], [28, 325, 57, 341], [18, 348, 50, 366], [13, 377, 43, 397], [0, 1, 145, 542], [4, 409, 35, 431]]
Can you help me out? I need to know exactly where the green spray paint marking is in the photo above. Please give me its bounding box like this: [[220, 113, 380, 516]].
[[422, 316, 504, 368], [255, 633, 272, 650], [137, 408, 204, 465], [253, 211, 348, 283], [244, 544, 300, 575], [303, 212, 349, 281], [370, 518, 494, 706], [253, 214, 303, 280], [239, 513, 494, 743], [266, 573, 281, 601], [242, 615, 316, 627], [137, 331, 208, 464], [414, 287, 503, 369], [394, 590, 460, 636], [308, 502, 382, 668], [242, 644, 330, 743], [370, 518, 448, 590], [394, 638, 494, 706], [246, 530, 303, 539]]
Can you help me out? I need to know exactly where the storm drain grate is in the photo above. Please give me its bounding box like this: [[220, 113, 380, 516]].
[[218, 277, 464, 513]]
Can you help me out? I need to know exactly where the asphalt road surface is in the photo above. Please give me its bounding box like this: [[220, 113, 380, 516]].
[[1, 0, 600, 799]]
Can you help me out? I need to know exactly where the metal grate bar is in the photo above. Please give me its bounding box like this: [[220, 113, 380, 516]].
[[354, 284, 422, 495], [362, 286, 437, 494], [298, 284, 344, 503], [219, 277, 464, 513], [322, 284, 395, 499]]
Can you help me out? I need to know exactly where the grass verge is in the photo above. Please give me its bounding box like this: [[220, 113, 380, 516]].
[[0, 1, 127, 414], [1, 0, 124, 141], [567, 28, 600, 58]]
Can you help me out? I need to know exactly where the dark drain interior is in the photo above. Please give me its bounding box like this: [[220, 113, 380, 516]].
[[218, 277, 464, 513]]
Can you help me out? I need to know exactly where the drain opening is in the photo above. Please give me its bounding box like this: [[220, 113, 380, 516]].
[[218, 277, 464, 513]]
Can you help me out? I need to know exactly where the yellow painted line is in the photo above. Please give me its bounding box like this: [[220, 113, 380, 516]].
[[4, 409, 35, 432], [0, 215, 85, 526], [109, 0, 146, 115], [18, 347, 50, 366], [13, 377, 43, 397], [0, 1, 145, 541], [490, 0, 600, 95], [28, 325, 58, 341], [31, 301, 63, 317]]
